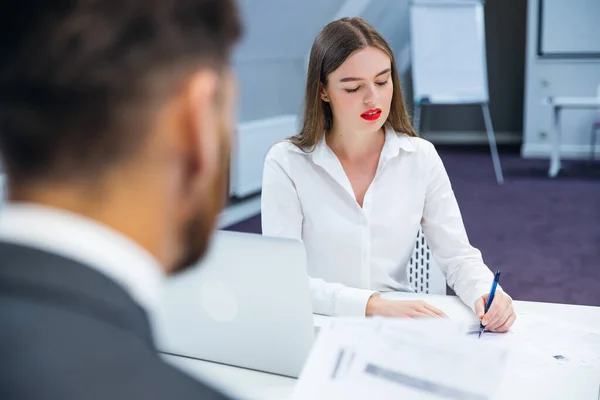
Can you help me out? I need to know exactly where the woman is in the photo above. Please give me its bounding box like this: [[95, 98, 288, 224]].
[[261, 17, 515, 332]]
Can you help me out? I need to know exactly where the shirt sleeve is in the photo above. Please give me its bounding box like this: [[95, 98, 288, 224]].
[[260, 143, 378, 317], [420, 141, 502, 311]]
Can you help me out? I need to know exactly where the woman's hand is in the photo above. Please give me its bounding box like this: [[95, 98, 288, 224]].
[[474, 291, 516, 332], [366, 296, 447, 318]]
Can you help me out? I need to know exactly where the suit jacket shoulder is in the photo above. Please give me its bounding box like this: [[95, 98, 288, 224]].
[[0, 242, 231, 400]]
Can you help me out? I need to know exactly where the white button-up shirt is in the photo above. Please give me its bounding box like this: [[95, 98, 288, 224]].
[[261, 126, 497, 317]]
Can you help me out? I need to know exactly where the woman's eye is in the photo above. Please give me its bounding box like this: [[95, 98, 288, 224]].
[[344, 80, 387, 93]]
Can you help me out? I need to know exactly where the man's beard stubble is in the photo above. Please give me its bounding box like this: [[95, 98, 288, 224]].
[[170, 123, 232, 275]]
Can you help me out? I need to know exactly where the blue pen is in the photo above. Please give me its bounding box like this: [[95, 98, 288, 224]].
[[479, 270, 501, 338]]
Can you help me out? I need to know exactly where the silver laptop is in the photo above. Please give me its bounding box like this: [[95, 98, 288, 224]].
[[153, 230, 316, 378]]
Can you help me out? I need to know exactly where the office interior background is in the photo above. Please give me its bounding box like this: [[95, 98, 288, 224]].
[[220, 0, 600, 307], [0, 0, 598, 306]]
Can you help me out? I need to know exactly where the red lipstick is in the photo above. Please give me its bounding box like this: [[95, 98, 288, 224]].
[[361, 108, 382, 121]]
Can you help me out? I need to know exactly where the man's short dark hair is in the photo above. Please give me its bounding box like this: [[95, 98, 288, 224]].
[[0, 0, 242, 186]]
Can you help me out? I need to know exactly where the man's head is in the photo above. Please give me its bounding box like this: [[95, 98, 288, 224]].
[[0, 0, 242, 274]]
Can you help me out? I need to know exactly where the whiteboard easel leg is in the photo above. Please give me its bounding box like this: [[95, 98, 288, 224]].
[[549, 106, 562, 177], [413, 104, 421, 134], [482, 103, 504, 185]]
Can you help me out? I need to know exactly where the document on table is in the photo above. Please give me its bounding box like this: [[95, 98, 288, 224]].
[[292, 318, 507, 400], [466, 312, 600, 380]]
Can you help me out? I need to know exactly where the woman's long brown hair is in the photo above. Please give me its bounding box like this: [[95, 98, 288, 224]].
[[290, 17, 417, 150]]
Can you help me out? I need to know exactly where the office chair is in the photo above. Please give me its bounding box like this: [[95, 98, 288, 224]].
[[407, 227, 447, 295]]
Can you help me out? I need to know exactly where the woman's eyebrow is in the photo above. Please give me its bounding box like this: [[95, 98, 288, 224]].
[[339, 68, 391, 83]]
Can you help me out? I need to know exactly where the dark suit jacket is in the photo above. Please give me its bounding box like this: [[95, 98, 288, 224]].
[[0, 241, 232, 399]]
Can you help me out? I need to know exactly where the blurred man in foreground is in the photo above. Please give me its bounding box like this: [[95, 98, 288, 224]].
[[0, 1, 242, 398]]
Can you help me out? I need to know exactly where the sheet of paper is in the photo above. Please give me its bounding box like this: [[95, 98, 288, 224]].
[[292, 317, 507, 400], [465, 311, 600, 381]]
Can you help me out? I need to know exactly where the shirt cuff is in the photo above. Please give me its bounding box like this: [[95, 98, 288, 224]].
[[334, 287, 379, 317]]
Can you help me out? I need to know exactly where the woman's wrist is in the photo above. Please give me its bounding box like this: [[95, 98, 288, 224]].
[[365, 293, 383, 316]]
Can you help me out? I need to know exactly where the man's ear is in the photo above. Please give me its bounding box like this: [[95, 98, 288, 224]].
[[185, 69, 220, 181], [320, 85, 330, 102]]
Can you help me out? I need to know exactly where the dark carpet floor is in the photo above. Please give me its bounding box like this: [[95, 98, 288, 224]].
[[225, 146, 600, 307]]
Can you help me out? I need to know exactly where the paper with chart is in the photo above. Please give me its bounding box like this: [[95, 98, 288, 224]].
[[292, 318, 507, 400]]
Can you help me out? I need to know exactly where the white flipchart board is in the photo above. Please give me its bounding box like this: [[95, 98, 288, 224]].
[[410, 0, 489, 104]]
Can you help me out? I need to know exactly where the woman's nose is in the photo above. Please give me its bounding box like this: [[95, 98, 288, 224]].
[[364, 85, 378, 106]]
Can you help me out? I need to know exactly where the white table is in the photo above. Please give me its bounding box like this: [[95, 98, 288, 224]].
[[543, 97, 600, 177], [161, 292, 600, 400]]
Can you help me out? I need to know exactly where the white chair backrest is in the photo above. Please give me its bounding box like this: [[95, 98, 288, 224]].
[[407, 227, 447, 295]]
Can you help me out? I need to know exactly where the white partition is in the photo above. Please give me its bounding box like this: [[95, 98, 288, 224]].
[[229, 115, 299, 198], [522, 0, 600, 159]]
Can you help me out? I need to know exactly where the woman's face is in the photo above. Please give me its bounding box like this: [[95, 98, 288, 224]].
[[322, 46, 393, 134]]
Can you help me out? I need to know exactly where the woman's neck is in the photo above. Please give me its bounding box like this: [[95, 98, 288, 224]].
[[326, 124, 385, 162]]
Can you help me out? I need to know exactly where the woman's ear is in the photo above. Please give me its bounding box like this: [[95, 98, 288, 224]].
[[320, 85, 330, 102]]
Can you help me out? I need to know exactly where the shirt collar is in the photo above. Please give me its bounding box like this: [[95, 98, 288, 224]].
[[306, 124, 416, 166], [0, 203, 164, 318], [381, 124, 416, 156], [289, 123, 416, 159], [289, 124, 416, 199]]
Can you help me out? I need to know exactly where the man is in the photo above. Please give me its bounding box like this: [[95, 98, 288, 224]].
[[0, 1, 241, 398]]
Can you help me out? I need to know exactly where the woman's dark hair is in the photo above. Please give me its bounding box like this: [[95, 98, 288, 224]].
[[290, 17, 416, 150]]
